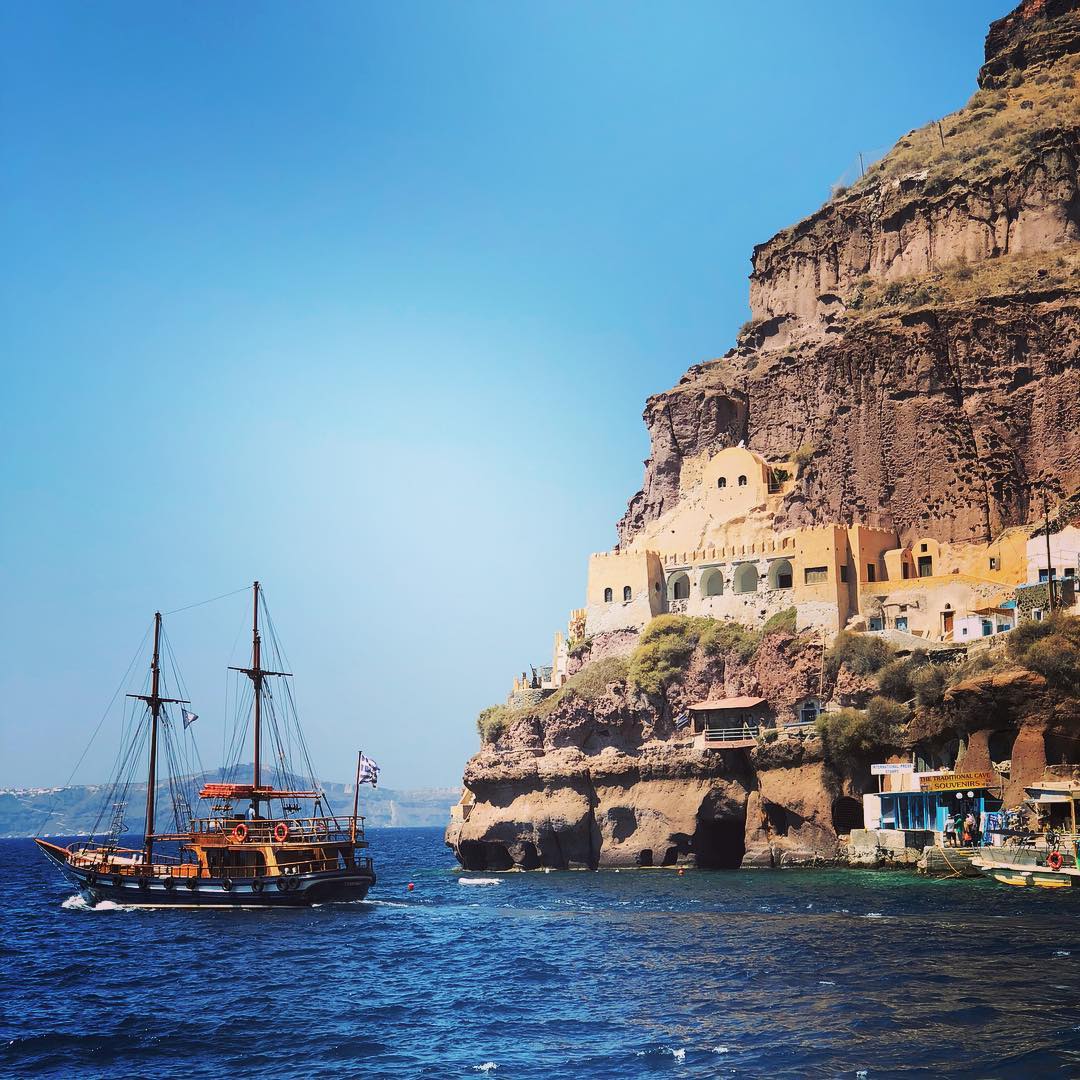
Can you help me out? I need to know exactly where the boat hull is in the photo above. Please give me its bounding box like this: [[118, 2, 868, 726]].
[[37, 840, 375, 908]]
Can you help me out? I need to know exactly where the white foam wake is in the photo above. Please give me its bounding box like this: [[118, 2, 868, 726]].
[[459, 877, 502, 886], [61, 894, 128, 912]]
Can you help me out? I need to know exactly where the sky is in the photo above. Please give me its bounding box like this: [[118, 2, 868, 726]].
[[0, 1, 1009, 790]]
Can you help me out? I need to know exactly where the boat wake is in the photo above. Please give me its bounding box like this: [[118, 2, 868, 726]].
[[459, 877, 502, 887], [62, 894, 130, 913]]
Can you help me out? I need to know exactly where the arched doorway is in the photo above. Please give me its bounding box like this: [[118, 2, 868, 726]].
[[700, 568, 724, 597], [668, 572, 690, 601], [768, 558, 793, 590], [733, 563, 759, 594]]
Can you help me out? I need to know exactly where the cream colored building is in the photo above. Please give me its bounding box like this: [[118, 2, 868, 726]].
[[579, 446, 1033, 644]]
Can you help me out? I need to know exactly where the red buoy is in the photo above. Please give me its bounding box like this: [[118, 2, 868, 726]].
[[677, 868, 685, 876], [407, 882, 415, 891]]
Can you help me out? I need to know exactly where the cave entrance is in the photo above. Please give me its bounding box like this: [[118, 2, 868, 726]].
[[692, 819, 746, 869], [457, 840, 514, 872]]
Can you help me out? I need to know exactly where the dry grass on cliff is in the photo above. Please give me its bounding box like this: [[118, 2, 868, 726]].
[[846, 51, 1080, 197], [847, 246, 1080, 319]]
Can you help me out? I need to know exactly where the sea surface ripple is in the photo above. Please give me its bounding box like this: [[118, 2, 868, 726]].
[[3, 829, 1079, 1078]]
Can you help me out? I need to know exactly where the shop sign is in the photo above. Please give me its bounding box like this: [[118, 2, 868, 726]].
[[920, 771, 996, 793], [871, 763, 914, 775]]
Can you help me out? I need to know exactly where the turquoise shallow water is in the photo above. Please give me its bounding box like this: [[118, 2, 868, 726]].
[[3, 828, 1079, 1078]]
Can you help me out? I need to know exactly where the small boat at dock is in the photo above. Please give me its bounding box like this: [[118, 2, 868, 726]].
[[972, 778, 1080, 889], [36, 581, 377, 908]]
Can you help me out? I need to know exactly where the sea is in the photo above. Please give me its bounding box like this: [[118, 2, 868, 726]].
[[3, 829, 1079, 1079]]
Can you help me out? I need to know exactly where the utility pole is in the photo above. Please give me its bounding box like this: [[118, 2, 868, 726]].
[[937, 121, 945, 149], [858, 151, 865, 178], [1043, 492, 1056, 613]]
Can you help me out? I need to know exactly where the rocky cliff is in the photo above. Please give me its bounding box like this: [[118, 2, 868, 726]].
[[448, 2, 1080, 872], [619, 0, 1080, 548]]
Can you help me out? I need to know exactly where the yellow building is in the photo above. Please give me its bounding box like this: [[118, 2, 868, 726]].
[[579, 446, 1031, 643]]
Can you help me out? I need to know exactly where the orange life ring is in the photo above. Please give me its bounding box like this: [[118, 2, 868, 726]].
[[273, 822, 289, 843], [231, 822, 249, 843], [1047, 850, 1064, 871]]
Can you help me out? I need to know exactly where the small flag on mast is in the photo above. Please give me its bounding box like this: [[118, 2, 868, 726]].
[[182, 709, 199, 729], [357, 754, 380, 788]]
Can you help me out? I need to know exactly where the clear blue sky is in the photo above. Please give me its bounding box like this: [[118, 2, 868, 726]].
[[0, 1, 1006, 790]]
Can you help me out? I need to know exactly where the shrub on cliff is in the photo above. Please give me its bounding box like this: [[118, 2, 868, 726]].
[[816, 696, 908, 760], [1006, 612, 1080, 694], [542, 655, 629, 713], [876, 657, 923, 702], [912, 664, 949, 707], [826, 631, 892, 678], [698, 618, 761, 662], [476, 705, 513, 744], [628, 615, 706, 695], [761, 607, 797, 637]]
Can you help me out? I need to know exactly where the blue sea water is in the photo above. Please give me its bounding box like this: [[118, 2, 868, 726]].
[[2, 829, 1079, 1079]]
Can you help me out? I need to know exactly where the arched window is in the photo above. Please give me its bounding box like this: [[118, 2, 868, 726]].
[[768, 558, 793, 590], [667, 572, 690, 601], [737, 475, 747, 487], [603, 587, 613, 603], [623, 585, 632, 602], [701, 568, 724, 597], [717, 477, 727, 489], [733, 563, 759, 594], [797, 698, 820, 725]]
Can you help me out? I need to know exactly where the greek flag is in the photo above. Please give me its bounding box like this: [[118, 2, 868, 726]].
[[182, 709, 199, 729], [673, 711, 691, 730], [358, 754, 380, 788]]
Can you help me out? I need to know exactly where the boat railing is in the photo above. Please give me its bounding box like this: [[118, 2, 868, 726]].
[[188, 815, 366, 845], [77, 853, 375, 880]]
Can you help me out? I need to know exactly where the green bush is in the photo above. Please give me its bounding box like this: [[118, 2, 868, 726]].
[[876, 658, 917, 702], [1024, 634, 1080, 695], [826, 631, 893, 678], [567, 636, 592, 660], [476, 705, 513, 744], [816, 696, 908, 760], [762, 607, 797, 636], [628, 616, 708, 695], [912, 664, 949, 708], [537, 655, 630, 716]]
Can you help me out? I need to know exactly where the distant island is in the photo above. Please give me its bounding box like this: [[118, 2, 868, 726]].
[[2, 767, 458, 837]]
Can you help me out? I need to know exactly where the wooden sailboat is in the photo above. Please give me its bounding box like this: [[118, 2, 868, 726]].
[[36, 582, 377, 907]]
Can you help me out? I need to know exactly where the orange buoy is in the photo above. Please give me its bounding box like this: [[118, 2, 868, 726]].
[[273, 821, 289, 843], [231, 822, 249, 843], [1047, 850, 1064, 871], [677, 868, 685, 876], [407, 882, 415, 891]]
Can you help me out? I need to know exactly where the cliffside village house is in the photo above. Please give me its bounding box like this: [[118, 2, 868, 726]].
[[503, 446, 1078, 836]]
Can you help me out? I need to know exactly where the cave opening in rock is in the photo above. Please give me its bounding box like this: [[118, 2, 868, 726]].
[[692, 818, 746, 869], [637, 849, 653, 867], [831, 796, 864, 835], [457, 840, 514, 872]]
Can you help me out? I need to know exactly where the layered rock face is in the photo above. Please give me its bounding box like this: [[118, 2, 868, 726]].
[[618, 0, 1080, 549]]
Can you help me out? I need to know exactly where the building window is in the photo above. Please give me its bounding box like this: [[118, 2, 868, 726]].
[[804, 566, 828, 584], [917, 555, 933, 577], [737, 475, 747, 487], [1032, 608, 1044, 622], [669, 573, 690, 601], [768, 559, 793, 590], [1038, 568, 1056, 582], [840, 564, 849, 583], [989, 557, 999, 571], [866, 563, 876, 582], [623, 586, 632, 602], [868, 616, 884, 631], [717, 477, 727, 489], [920, 543, 928, 553], [603, 587, 613, 603], [1066, 568, 1075, 579], [896, 616, 909, 631], [701, 568, 724, 597]]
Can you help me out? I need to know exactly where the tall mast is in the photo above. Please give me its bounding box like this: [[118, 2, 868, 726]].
[[252, 581, 262, 791], [229, 580, 291, 811], [128, 612, 188, 866]]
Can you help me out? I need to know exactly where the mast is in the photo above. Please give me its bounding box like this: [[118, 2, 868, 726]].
[[128, 612, 188, 866], [229, 581, 291, 812], [252, 581, 262, 791], [352, 751, 362, 845]]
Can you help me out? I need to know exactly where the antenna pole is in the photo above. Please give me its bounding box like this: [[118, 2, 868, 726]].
[[252, 581, 262, 796], [1043, 493, 1056, 613], [352, 751, 363, 846], [144, 612, 162, 868]]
